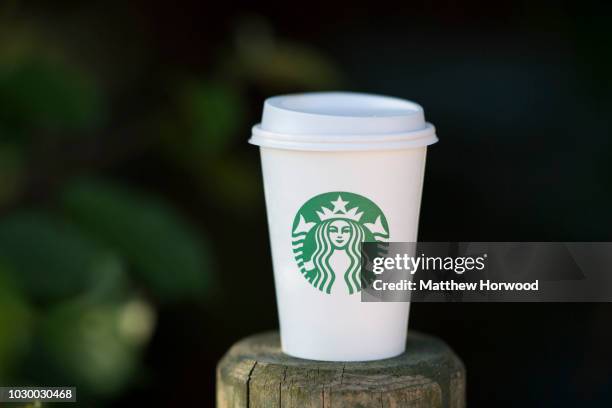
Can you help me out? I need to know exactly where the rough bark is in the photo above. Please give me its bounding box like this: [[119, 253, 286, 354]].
[[217, 331, 465, 408]]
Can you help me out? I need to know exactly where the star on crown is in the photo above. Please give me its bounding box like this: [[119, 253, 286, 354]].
[[316, 195, 363, 222]]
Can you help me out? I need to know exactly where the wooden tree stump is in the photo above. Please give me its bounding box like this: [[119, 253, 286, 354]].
[[217, 331, 465, 408]]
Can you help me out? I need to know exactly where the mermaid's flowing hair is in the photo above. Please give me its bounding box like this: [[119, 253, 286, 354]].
[[310, 219, 364, 294]]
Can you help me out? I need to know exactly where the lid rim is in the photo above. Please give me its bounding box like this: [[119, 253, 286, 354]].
[[250, 123, 438, 151], [248, 137, 438, 152]]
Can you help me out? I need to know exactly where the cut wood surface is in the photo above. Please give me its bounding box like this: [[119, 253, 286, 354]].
[[217, 331, 465, 408]]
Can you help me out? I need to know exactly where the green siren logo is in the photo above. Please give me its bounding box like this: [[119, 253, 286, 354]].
[[291, 192, 389, 295]]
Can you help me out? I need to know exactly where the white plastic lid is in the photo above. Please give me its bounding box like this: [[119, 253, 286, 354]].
[[249, 92, 438, 151]]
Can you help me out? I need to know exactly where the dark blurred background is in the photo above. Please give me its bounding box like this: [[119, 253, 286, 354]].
[[0, 0, 611, 406]]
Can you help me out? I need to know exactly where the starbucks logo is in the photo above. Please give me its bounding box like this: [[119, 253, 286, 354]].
[[291, 192, 389, 295]]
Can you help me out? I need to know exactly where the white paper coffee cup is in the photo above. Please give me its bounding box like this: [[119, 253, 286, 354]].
[[250, 92, 437, 361]]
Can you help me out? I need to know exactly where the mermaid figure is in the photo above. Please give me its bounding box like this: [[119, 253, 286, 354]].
[[293, 194, 388, 294], [303, 218, 365, 294]]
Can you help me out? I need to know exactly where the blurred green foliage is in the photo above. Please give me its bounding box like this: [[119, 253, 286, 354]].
[[0, 211, 124, 302], [0, 5, 341, 404], [0, 58, 105, 134], [0, 143, 24, 205], [231, 15, 341, 89], [61, 180, 211, 301], [42, 297, 154, 395], [0, 265, 32, 380], [179, 81, 245, 154]]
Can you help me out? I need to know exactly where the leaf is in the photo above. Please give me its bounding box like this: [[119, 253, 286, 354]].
[[0, 263, 33, 379], [0, 58, 105, 133], [231, 15, 342, 89], [0, 143, 25, 206], [41, 297, 155, 396], [179, 80, 245, 153], [248, 42, 342, 89], [0, 212, 125, 303], [60, 179, 213, 301], [200, 155, 261, 211]]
